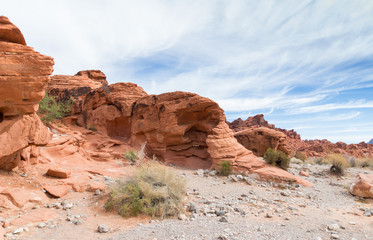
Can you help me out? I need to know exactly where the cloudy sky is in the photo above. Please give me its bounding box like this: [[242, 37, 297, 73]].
[[3, 0, 373, 143]]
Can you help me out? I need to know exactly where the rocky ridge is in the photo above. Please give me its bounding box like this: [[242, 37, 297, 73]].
[[229, 114, 373, 158]]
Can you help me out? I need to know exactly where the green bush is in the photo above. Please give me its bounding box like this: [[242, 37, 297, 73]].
[[264, 148, 290, 170], [38, 93, 72, 123], [105, 161, 186, 218], [124, 150, 138, 163], [219, 161, 232, 176]]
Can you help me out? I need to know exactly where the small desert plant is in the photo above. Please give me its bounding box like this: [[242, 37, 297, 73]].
[[124, 150, 138, 164], [264, 148, 290, 170], [294, 152, 306, 161], [356, 157, 373, 169], [219, 161, 232, 176], [105, 161, 186, 218], [324, 153, 349, 176], [38, 93, 72, 123]]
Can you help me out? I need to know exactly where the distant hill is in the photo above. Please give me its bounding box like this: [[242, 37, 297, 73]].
[[368, 139, 373, 144]]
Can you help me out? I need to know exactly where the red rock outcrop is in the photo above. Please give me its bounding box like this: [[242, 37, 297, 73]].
[[234, 127, 290, 157], [48, 70, 108, 114], [350, 173, 373, 198], [80, 82, 147, 139], [0, 16, 54, 170], [129, 92, 311, 186], [229, 114, 373, 158]]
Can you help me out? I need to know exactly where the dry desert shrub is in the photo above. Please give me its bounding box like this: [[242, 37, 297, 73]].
[[324, 153, 350, 176], [264, 148, 290, 170], [355, 157, 373, 169], [105, 161, 186, 218]]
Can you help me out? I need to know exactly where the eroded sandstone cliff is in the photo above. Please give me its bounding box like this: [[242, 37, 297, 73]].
[[0, 16, 54, 170]]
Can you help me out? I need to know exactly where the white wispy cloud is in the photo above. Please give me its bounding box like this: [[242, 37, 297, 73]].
[[2, 0, 373, 143]]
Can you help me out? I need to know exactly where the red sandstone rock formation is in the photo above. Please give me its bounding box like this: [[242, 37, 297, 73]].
[[234, 127, 290, 157], [228, 114, 373, 158], [129, 92, 311, 186], [80, 82, 147, 139], [48, 70, 108, 114], [350, 173, 373, 198], [0, 16, 54, 170]]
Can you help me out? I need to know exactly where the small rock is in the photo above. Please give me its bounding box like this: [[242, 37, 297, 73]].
[[196, 169, 204, 177], [219, 216, 229, 223], [21, 173, 27, 177], [94, 189, 101, 195], [37, 222, 47, 228], [97, 224, 109, 233], [73, 219, 83, 225], [331, 233, 339, 239], [13, 227, 24, 234], [328, 223, 340, 231], [63, 203, 73, 210], [178, 214, 187, 220], [216, 210, 226, 216], [265, 212, 273, 218], [349, 221, 356, 225], [236, 175, 243, 181]]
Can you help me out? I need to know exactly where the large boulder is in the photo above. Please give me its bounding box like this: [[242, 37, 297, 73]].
[[234, 127, 290, 157], [48, 70, 108, 114], [0, 16, 53, 170], [350, 173, 373, 198]]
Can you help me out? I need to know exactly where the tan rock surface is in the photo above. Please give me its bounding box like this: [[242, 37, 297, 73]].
[[46, 168, 71, 178], [350, 173, 373, 198]]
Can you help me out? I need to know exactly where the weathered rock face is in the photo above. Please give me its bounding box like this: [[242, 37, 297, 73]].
[[0, 16, 26, 45], [0, 16, 53, 170], [229, 114, 373, 158], [350, 173, 373, 198], [81, 82, 147, 139], [234, 127, 290, 157], [48, 70, 108, 114], [130, 93, 269, 169], [130, 92, 311, 186]]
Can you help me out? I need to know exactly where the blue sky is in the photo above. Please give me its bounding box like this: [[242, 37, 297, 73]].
[[3, 0, 373, 143]]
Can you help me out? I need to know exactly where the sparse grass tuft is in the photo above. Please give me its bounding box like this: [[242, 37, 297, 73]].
[[38, 93, 72, 123], [219, 161, 232, 176], [264, 148, 290, 170], [105, 161, 186, 218]]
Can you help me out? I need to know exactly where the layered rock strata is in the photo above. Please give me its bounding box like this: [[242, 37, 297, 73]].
[[48, 70, 108, 115], [0, 16, 54, 170]]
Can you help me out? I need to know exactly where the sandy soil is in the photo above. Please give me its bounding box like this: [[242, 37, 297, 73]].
[[2, 161, 372, 240]]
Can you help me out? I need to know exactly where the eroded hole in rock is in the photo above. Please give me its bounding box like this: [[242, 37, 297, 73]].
[[107, 116, 131, 142], [0, 112, 3, 123]]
